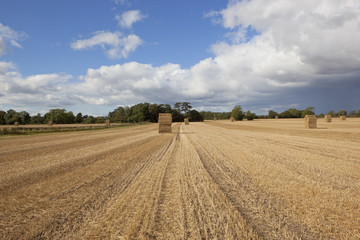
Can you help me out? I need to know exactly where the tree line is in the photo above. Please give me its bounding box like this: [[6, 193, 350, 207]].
[[1, 104, 359, 125]]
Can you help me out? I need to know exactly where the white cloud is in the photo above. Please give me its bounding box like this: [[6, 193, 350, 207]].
[[71, 31, 143, 59], [2, 1, 360, 115], [115, 10, 146, 29], [0, 23, 25, 56]]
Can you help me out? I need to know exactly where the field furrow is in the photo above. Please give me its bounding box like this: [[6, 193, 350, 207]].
[[1, 119, 359, 239]]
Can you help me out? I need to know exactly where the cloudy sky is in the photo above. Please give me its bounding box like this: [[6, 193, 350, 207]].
[[1, 0, 360, 116]]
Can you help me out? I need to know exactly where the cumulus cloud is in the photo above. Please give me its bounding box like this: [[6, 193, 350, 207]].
[[115, 10, 146, 29], [2, 1, 360, 114], [71, 31, 143, 59], [0, 23, 25, 56]]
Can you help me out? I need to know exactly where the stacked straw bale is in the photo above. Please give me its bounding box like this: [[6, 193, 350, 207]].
[[304, 115, 317, 128], [184, 118, 189, 125], [230, 117, 235, 122], [48, 121, 53, 126], [340, 115, 346, 120], [324, 115, 332, 123], [158, 113, 172, 133], [105, 119, 110, 126]]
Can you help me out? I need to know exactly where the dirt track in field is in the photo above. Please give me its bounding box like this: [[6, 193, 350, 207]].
[[0, 119, 359, 239]]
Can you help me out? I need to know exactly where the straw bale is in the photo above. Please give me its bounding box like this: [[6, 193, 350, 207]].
[[305, 115, 317, 128], [158, 124, 172, 133], [14, 122, 19, 126], [340, 115, 346, 120], [214, 117, 217, 121], [158, 113, 172, 124], [48, 121, 53, 126], [324, 115, 332, 123], [184, 118, 189, 125], [230, 117, 235, 122], [106, 120, 110, 126], [275, 116, 279, 119]]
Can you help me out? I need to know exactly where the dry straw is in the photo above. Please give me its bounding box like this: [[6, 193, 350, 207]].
[[324, 115, 332, 123], [158, 113, 172, 133], [214, 117, 217, 121], [340, 115, 346, 120], [184, 118, 189, 125], [48, 121, 53, 126], [106, 120, 110, 126], [304, 115, 317, 128], [275, 116, 279, 119], [14, 122, 19, 126], [230, 117, 235, 122]]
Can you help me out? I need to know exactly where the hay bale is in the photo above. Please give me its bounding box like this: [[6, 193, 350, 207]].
[[340, 115, 346, 120], [158, 113, 172, 124], [230, 117, 235, 122], [106, 119, 110, 126], [275, 115, 279, 119], [159, 124, 172, 133], [305, 115, 317, 128], [158, 113, 172, 133], [184, 118, 189, 125], [324, 115, 332, 123], [48, 121, 53, 126], [214, 117, 217, 121], [14, 122, 19, 126]]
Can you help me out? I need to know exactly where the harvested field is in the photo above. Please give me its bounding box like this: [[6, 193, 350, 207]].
[[1, 119, 359, 239]]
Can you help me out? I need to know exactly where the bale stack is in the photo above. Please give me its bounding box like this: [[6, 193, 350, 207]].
[[230, 117, 235, 122], [158, 113, 172, 133], [184, 118, 189, 125], [340, 115, 346, 120], [48, 121, 53, 126], [14, 122, 19, 126], [324, 115, 332, 123], [106, 119, 110, 126], [304, 115, 317, 128]]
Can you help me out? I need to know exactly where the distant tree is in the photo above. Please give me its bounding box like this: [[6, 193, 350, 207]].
[[231, 105, 244, 121], [357, 109, 360, 117], [337, 109, 347, 117], [188, 110, 203, 122], [4, 109, 20, 125], [327, 110, 336, 117], [0, 110, 5, 124], [181, 102, 192, 114], [348, 110, 357, 117], [301, 107, 315, 118], [30, 113, 44, 124], [44, 109, 75, 124], [84, 115, 95, 124], [318, 113, 325, 118], [148, 104, 160, 122], [158, 104, 172, 113], [268, 110, 278, 119], [75, 113, 83, 123], [246, 110, 256, 120]]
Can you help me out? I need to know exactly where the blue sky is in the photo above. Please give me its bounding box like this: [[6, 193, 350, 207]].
[[1, 0, 360, 116]]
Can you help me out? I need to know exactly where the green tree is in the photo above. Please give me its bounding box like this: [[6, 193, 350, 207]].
[[188, 110, 203, 122], [44, 109, 74, 124], [327, 110, 336, 117], [0, 110, 6, 124], [337, 109, 347, 117], [231, 105, 244, 121], [301, 107, 315, 118], [268, 110, 278, 119], [246, 110, 256, 120], [30, 113, 44, 124], [75, 113, 83, 123]]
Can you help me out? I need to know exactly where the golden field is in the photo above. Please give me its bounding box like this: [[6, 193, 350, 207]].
[[0, 118, 359, 239]]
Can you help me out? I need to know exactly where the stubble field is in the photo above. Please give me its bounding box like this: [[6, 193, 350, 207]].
[[0, 118, 359, 239]]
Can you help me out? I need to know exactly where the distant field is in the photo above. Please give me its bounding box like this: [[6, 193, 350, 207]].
[[0, 119, 359, 239]]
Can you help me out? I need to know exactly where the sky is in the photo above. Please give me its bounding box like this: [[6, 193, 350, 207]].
[[1, 0, 360, 116]]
